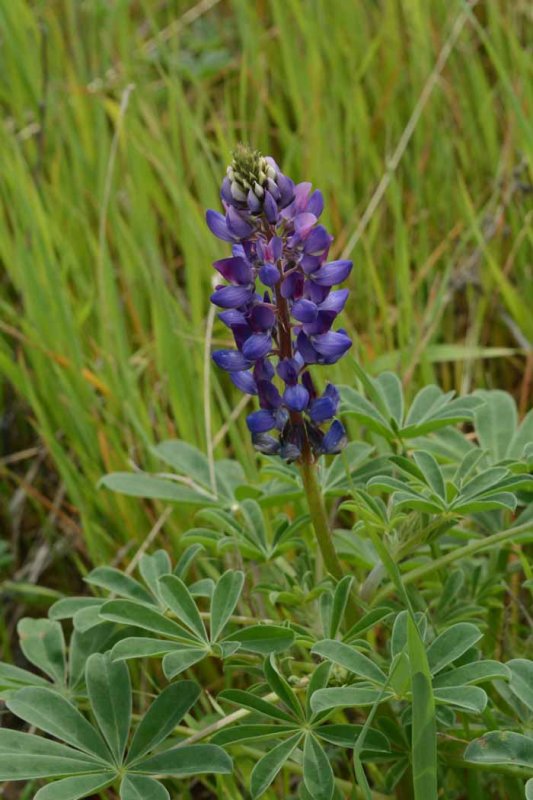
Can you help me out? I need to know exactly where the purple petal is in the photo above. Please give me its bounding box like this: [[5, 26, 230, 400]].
[[242, 333, 272, 361], [302, 370, 317, 401], [210, 285, 253, 309], [250, 304, 276, 331], [218, 310, 246, 328], [212, 350, 252, 372], [277, 174, 295, 208], [254, 358, 275, 382], [246, 409, 277, 433], [214, 256, 253, 285], [300, 254, 322, 275], [303, 310, 337, 335], [295, 331, 319, 364], [226, 206, 254, 239], [319, 289, 349, 314], [309, 396, 336, 423], [259, 263, 280, 287], [263, 190, 279, 224], [258, 379, 282, 409], [325, 383, 340, 407], [306, 190, 324, 218], [312, 330, 352, 360], [294, 212, 317, 237], [269, 236, 283, 261], [277, 357, 301, 385], [230, 370, 258, 395], [252, 432, 280, 455], [221, 177, 233, 205], [247, 188, 262, 214], [321, 420, 347, 454], [281, 271, 304, 300], [312, 260, 353, 287], [266, 179, 281, 202], [206, 209, 235, 242], [303, 225, 331, 255], [305, 280, 330, 304], [283, 384, 309, 412], [294, 182, 312, 212], [291, 299, 318, 323]]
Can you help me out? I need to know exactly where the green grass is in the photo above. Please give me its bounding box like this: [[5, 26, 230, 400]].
[[0, 0, 531, 564]]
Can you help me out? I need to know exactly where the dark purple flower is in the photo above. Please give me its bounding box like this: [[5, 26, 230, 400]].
[[208, 145, 353, 461]]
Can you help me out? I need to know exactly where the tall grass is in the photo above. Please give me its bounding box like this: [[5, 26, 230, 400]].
[[0, 0, 531, 564]]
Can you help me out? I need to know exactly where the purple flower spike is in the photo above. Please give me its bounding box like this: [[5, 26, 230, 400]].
[[209, 145, 353, 461]]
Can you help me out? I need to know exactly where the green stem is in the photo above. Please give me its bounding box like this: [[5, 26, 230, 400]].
[[299, 460, 345, 581]]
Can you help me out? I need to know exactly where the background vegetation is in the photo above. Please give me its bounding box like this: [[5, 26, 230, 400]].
[[0, 0, 531, 660]]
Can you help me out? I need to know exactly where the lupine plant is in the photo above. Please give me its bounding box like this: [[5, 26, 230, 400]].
[[1, 150, 532, 800]]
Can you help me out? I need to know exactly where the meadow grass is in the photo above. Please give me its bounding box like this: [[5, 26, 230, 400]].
[[0, 0, 531, 566]]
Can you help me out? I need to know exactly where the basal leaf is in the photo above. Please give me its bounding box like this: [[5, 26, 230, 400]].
[[85, 567, 153, 605], [303, 733, 334, 800], [507, 659, 533, 712], [17, 618, 66, 685], [426, 624, 483, 675], [34, 773, 116, 800], [433, 686, 487, 713], [0, 730, 105, 780], [86, 653, 131, 763], [99, 600, 195, 642], [250, 732, 302, 799], [120, 775, 169, 800], [158, 575, 208, 642], [224, 624, 294, 654], [465, 731, 533, 769], [134, 743, 232, 776], [210, 570, 244, 642], [162, 646, 208, 679], [312, 640, 386, 685]]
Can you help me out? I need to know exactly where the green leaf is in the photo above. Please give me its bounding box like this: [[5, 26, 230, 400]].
[[344, 606, 394, 642], [413, 451, 446, 499], [211, 724, 299, 746], [329, 576, 353, 638], [219, 689, 296, 723], [433, 660, 510, 688], [210, 570, 244, 642], [310, 687, 390, 714], [174, 544, 204, 580], [138, 551, 172, 599], [404, 385, 449, 426], [35, 773, 116, 800], [340, 387, 392, 439], [316, 725, 390, 753], [17, 618, 66, 685], [408, 615, 437, 800], [152, 440, 211, 486], [306, 661, 332, 719], [85, 567, 154, 604], [312, 640, 387, 685], [508, 408, 533, 460], [459, 467, 509, 498], [127, 681, 200, 764], [433, 686, 487, 713], [507, 659, 533, 712], [162, 646, 208, 679], [100, 600, 195, 642], [264, 656, 303, 720], [111, 637, 183, 662], [120, 775, 169, 800], [86, 653, 131, 763], [391, 611, 426, 657], [0, 730, 105, 780], [49, 597, 103, 621], [250, 732, 302, 799], [426, 624, 483, 675], [303, 733, 334, 800], [158, 575, 208, 641], [99, 472, 215, 505], [474, 390, 518, 463], [224, 624, 294, 654], [6, 687, 111, 763], [465, 731, 533, 769], [0, 661, 50, 695], [526, 777, 533, 800], [135, 744, 232, 776], [375, 372, 404, 424]]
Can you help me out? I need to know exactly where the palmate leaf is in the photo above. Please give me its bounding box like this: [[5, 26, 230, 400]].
[[310, 687, 391, 714], [158, 575, 208, 642], [219, 689, 296, 723], [86, 654, 131, 763], [85, 567, 154, 605], [303, 733, 334, 800], [507, 659, 533, 712], [407, 615, 438, 800], [433, 686, 487, 714], [120, 775, 169, 800], [212, 724, 299, 746], [433, 660, 510, 688], [17, 617, 66, 685], [210, 570, 245, 641], [162, 646, 209, 679], [99, 472, 216, 505], [311, 640, 387, 685], [426, 623, 483, 675], [134, 744, 232, 776], [0, 730, 107, 780]]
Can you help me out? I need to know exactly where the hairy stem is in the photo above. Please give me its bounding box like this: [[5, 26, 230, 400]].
[[299, 459, 344, 581]]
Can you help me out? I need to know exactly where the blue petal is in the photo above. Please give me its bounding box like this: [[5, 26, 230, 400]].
[[309, 396, 336, 423], [252, 432, 280, 454], [218, 310, 246, 328], [246, 409, 277, 433], [212, 350, 252, 372], [259, 263, 280, 287], [283, 384, 310, 412], [250, 304, 276, 331], [206, 209, 235, 242], [321, 420, 347, 454], [281, 271, 304, 300], [291, 299, 318, 323], [247, 188, 262, 213], [257, 379, 282, 409], [263, 190, 279, 224], [303, 224, 330, 254], [295, 331, 319, 364], [226, 206, 255, 238], [277, 357, 301, 385], [306, 190, 324, 218], [210, 285, 253, 308], [214, 256, 253, 285], [241, 333, 272, 361], [312, 330, 352, 359], [319, 289, 349, 314], [312, 260, 353, 287], [230, 370, 258, 395]]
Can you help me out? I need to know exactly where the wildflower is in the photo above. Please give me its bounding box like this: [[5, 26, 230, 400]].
[[208, 145, 352, 462]]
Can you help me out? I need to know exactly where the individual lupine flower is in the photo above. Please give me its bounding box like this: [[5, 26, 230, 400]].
[[208, 145, 353, 462]]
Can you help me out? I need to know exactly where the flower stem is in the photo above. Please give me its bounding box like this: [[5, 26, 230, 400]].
[[300, 459, 345, 581]]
